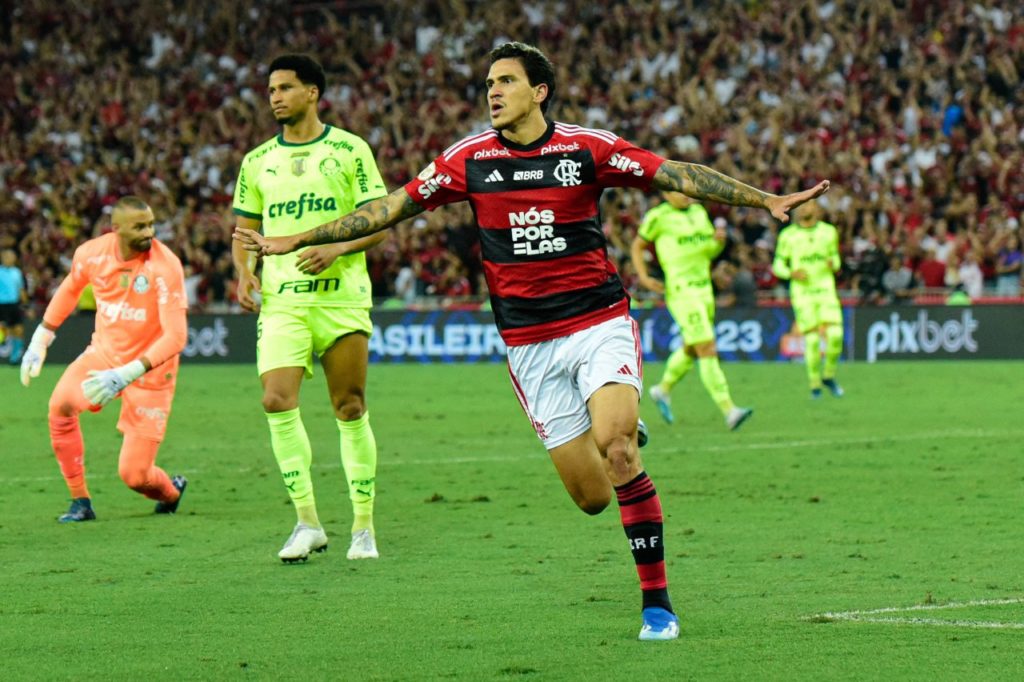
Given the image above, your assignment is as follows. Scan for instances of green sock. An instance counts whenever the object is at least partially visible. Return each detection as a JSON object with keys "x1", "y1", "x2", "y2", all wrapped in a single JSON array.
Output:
[
  {"x1": 266, "y1": 408, "x2": 317, "y2": 524},
  {"x1": 698, "y1": 356, "x2": 735, "y2": 415},
  {"x1": 804, "y1": 331, "x2": 822, "y2": 389},
  {"x1": 661, "y1": 348, "x2": 694, "y2": 390},
  {"x1": 338, "y1": 412, "x2": 377, "y2": 533},
  {"x1": 823, "y1": 325, "x2": 843, "y2": 380}
]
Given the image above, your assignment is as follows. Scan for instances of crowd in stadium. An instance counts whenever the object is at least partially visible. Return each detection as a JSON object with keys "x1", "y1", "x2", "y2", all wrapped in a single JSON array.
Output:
[{"x1": 1, "y1": 0, "x2": 1022, "y2": 316}]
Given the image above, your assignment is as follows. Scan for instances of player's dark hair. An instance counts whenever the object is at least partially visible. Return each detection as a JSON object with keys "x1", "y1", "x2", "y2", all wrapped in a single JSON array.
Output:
[
  {"x1": 113, "y1": 195, "x2": 149, "y2": 212},
  {"x1": 268, "y1": 54, "x2": 327, "y2": 101},
  {"x1": 488, "y1": 42, "x2": 556, "y2": 114}
]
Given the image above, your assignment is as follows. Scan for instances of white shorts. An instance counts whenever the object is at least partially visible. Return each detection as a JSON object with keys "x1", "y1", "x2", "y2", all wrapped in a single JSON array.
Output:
[{"x1": 506, "y1": 314, "x2": 643, "y2": 449}]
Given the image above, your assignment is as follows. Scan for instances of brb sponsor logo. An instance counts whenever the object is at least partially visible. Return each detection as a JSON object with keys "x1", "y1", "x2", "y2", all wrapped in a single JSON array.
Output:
[
  {"x1": 608, "y1": 152, "x2": 644, "y2": 176},
  {"x1": 513, "y1": 170, "x2": 544, "y2": 181},
  {"x1": 866, "y1": 311, "x2": 978, "y2": 362},
  {"x1": 508, "y1": 207, "x2": 566, "y2": 256}
]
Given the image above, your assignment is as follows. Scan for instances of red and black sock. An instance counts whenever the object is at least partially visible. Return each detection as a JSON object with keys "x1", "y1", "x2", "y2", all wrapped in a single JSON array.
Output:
[{"x1": 615, "y1": 471, "x2": 673, "y2": 613}]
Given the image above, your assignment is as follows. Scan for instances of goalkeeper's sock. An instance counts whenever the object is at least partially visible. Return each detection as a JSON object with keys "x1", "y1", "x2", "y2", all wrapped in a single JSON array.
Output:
[
  {"x1": 697, "y1": 356, "x2": 736, "y2": 416},
  {"x1": 660, "y1": 348, "x2": 694, "y2": 390},
  {"x1": 823, "y1": 324, "x2": 843, "y2": 380},
  {"x1": 266, "y1": 408, "x2": 317, "y2": 520},
  {"x1": 118, "y1": 434, "x2": 178, "y2": 502},
  {"x1": 50, "y1": 415, "x2": 90, "y2": 499},
  {"x1": 338, "y1": 412, "x2": 377, "y2": 534},
  {"x1": 803, "y1": 331, "x2": 822, "y2": 389},
  {"x1": 615, "y1": 471, "x2": 673, "y2": 614}
]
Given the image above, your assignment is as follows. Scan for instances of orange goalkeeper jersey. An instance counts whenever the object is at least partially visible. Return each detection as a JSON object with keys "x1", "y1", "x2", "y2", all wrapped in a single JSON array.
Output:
[{"x1": 44, "y1": 233, "x2": 188, "y2": 368}]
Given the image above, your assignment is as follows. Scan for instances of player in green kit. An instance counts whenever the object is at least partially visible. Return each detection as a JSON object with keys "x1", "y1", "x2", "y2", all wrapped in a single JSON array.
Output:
[
  {"x1": 772, "y1": 202, "x2": 845, "y2": 399},
  {"x1": 631, "y1": 192, "x2": 753, "y2": 430},
  {"x1": 232, "y1": 54, "x2": 388, "y2": 562}
]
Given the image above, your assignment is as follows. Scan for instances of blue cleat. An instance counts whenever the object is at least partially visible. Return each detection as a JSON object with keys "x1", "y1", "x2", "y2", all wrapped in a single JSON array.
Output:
[
  {"x1": 810, "y1": 388, "x2": 823, "y2": 400},
  {"x1": 59, "y1": 497, "x2": 96, "y2": 523},
  {"x1": 639, "y1": 607, "x2": 680, "y2": 641},
  {"x1": 648, "y1": 385, "x2": 674, "y2": 425},
  {"x1": 822, "y1": 378, "x2": 844, "y2": 397},
  {"x1": 155, "y1": 475, "x2": 187, "y2": 514},
  {"x1": 637, "y1": 419, "x2": 649, "y2": 448}
]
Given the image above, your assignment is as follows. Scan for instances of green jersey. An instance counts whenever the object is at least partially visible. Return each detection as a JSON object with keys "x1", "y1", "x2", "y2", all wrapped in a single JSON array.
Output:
[
  {"x1": 772, "y1": 220, "x2": 840, "y2": 300},
  {"x1": 638, "y1": 202, "x2": 722, "y2": 295},
  {"x1": 232, "y1": 125, "x2": 387, "y2": 308}
]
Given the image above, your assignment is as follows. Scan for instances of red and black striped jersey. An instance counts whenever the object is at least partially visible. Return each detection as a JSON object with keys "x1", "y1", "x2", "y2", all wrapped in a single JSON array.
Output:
[{"x1": 404, "y1": 120, "x2": 665, "y2": 346}]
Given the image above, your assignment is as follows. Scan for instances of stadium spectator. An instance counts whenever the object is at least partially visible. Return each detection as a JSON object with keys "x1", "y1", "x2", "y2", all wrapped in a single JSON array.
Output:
[{"x1": 0, "y1": 247, "x2": 28, "y2": 363}]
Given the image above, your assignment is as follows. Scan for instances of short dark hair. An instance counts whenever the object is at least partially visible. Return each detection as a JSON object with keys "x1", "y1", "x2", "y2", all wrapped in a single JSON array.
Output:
[
  {"x1": 113, "y1": 195, "x2": 149, "y2": 212},
  {"x1": 269, "y1": 54, "x2": 327, "y2": 101},
  {"x1": 488, "y1": 42, "x2": 556, "y2": 114}
]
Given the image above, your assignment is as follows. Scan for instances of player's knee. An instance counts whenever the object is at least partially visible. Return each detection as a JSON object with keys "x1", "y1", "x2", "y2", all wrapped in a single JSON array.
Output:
[
  {"x1": 118, "y1": 465, "x2": 149, "y2": 491},
  {"x1": 603, "y1": 436, "x2": 636, "y2": 479},
  {"x1": 49, "y1": 399, "x2": 77, "y2": 418},
  {"x1": 261, "y1": 389, "x2": 298, "y2": 413},
  {"x1": 332, "y1": 392, "x2": 366, "y2": 421}
]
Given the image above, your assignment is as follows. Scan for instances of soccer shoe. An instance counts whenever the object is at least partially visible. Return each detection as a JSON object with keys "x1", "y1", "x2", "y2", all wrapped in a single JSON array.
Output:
[
  {"x1": 648, "y1": 385, "x2": 674, "y2": 425},
  {"x1": 155, "y1": 475, "x2": 188, "y2": 514},
  {"x1": 822, "y1": 378, "x2": 845, "y2": 397},
  {"x1": 810, "y1": 388, "x2": 823, "y2": 400},
  {"x1": 346, "y1": 529, "x2": 379, "y2": 560},
  {"x1": 278, "y1": 523, "x2": 328, "y2": 563},
  {"x1": 726, "y1": 406, "x2": 753, "y2": 431},
  {"x1": 638, "y1": 607, "x2": 680, "y2": 641},
  {"x1": 58, "y1": 498, "x2": 96, "y2": 523},
  {"x1": 637, "y1": 418, "x2": 649, "y2": 448}
]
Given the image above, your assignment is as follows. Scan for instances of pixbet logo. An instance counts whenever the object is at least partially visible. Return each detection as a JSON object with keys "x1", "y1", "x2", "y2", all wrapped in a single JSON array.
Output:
[
  {"x1": 540, "y1": 141, "x2": 580, "y2": 155},
  {"x1": 473, "y1": 148, "x2": 511, "y2": 160},
  {"x1": 183, "y1": 318, "x2": 230, "y2": 358},
  {"x1": 865, "y1": 311, "x2": 978, "y2": 362},
  {"x1": 508, "y1": 207, "x2": 566, "y2": 256}
]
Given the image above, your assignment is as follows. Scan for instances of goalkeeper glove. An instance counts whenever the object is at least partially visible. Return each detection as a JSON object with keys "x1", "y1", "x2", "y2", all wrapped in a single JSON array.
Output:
[
  {"x1": 81, "y1": 360, "x2": 147, "y2": 407},
  {"x1": 20, "y1": 325, "x2": 56, "y2": 387}
]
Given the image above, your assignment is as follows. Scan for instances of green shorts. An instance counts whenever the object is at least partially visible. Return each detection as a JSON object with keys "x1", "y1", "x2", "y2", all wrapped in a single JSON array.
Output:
[
  {"x1": 792, "y1": 295, "x2": 842, "y2": 333},
  {"x1": 257, "y1": 306, "x2": 372, "y2": 378},
  {"x1": 666, "y1": 291, "x2": 716, "y2": 346}
]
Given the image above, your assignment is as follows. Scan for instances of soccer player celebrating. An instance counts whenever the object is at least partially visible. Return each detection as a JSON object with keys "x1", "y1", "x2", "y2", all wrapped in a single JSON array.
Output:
[
  {"x1": 231, "y1": 55, "x2": 389, "y2": 563},
  {"x1": 236, "y1": 42, "x2": 827, "y2": 639},
  {"x1": 631, "y1": 193, "x2": 753, "y2": 429},
  {"x1": 20, "y1": 196, "x2": 188, "y2": 521},
  {"x1": 772, "y1": 202, "x2": 845, "y2": 398}
]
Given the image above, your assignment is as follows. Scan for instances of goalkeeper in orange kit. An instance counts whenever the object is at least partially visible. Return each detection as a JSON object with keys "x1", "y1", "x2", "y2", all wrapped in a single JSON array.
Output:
[{"x1": 20, "y1": 196, "x2": 189, "y2": 522}]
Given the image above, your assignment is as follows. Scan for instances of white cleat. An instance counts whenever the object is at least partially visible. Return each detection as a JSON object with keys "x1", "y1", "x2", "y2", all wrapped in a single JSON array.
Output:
[
  {"x1": 347, "y1": 529, "x2": 379, "y2": 560},
  {"x1": 278, "y1": 523, "x2": 328, "y2": 563},
  {"x1": 648, "y1": 385, "x2": 674, "y2": 425},
  {"x1": 726, "y1": 406, "x2": 753, "y2": 431}
]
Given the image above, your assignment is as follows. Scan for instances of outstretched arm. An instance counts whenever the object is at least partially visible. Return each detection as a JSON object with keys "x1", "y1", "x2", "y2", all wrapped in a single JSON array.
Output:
[
  {"x1": 234, "y1": 188, "x2": 425, "y2": 256},
  {"x1": 652, "y1": 161, "x2": 829, "y2": 222}
]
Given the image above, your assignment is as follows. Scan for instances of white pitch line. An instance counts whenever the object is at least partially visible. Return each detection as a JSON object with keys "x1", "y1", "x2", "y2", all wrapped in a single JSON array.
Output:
[
  {"x1": 808, "y1": 597, "x2": 1024, "y2": 630},
  {"x1": 2, "y1": 428, "x2": 1021, "y2": 485}
]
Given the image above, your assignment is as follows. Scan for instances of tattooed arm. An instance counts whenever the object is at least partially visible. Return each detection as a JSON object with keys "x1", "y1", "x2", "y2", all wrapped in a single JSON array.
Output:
[
  {"x1": 653, "y1": 161, "x2": 830, "y2": 222},
  {"x1": 233, "y1": 187, "x2": 425, "y2": 256}
]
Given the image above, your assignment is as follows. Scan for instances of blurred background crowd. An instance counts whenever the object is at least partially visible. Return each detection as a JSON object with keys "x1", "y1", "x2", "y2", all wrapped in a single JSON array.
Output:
[{"x1": 1, "y1": 0, "x2": 1022, "y2": 321}]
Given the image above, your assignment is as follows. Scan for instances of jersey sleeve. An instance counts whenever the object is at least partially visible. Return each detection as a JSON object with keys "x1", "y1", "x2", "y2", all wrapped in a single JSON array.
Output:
[
  {"x1": 403, "y1": 153, "x2": 469, "y2": 211},
  {"x1": 351, "y1": 138, "x2": 389, "y2": 208},
  {"x1": 42, "y1": 243, "x2": 93, "y2": 328},
  {"x1": 232, "y1": 153, "x2": 263, "y2": 220},
  {"x1": 637, "y1": 204, "x2": 663, "y2": 242},
  {"x1": 772, "y1": 228, "x2": 793, "y2": 280},
  {"x1": 693, "y1": 207, "x2": 723, "y2": 259},
  {"x1": 141, "y1": 252, "x2": 188, "y2": 367},
  {"x1": 828, "y1": 224, "x2": 841, "y2": 272},
  {"x1": 594, "y1": 136, "x2": 666, "y2": 190}
]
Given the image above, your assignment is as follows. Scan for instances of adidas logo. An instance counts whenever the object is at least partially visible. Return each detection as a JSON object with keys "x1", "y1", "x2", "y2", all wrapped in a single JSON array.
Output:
[
  {"x1": 617, "y1": 365, "x2": 633, "y2": 376},
  {"x1": 484, "y1": 169, "x2": 505, "y2": 183}
]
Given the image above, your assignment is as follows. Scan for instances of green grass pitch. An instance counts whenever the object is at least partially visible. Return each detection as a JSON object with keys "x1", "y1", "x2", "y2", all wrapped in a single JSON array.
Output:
[{"x1": 2, "y1": 360, "x2": 1022, "y2": 680}]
